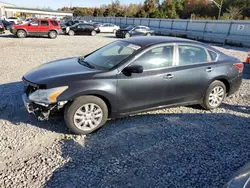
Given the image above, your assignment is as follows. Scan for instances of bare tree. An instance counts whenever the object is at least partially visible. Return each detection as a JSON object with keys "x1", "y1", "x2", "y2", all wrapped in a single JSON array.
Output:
[{"x1": 226, "y1": 6, "x2": 243, "y2": 20}]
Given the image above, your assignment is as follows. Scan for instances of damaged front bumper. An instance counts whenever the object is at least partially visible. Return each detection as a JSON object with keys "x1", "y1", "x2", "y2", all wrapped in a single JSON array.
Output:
[
  {"x1": 22, "y1": 93, "x2": 67, "y2": 121},
  {"x1": 22, "y1": 94, "x2": 34, "y2": 114}
]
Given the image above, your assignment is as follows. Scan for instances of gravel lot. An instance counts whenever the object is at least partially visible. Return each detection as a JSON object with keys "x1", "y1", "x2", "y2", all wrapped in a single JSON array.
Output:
[{"x1": 0, "y1": 32, "x2": 249, "y2": 188}]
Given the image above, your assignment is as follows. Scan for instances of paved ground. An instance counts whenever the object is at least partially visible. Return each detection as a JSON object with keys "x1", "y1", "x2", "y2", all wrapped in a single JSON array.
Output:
[{"x1": 0, "y1": 32, "x2": 249, "y2": 188}]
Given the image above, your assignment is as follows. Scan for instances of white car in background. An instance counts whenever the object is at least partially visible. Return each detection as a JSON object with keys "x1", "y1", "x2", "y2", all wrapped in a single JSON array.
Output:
[
  {"x1": 99, "y1": 23, "x2": 120, "y2": 33},
  {"x1": 22, "y1": 18, "x2": 33, "y2": 24},
  {"x1": 5, "y1": 17, "x2": 19, "y2": 25}
]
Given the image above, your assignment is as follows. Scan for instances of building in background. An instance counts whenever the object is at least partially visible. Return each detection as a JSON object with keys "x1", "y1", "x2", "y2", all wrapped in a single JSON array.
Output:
[
  {"x1": 0, "y1": 1, "x2": 16, "y2": 19},
  {"x1": 0, "y1": 1, "x2": 73, "y2": 20}
]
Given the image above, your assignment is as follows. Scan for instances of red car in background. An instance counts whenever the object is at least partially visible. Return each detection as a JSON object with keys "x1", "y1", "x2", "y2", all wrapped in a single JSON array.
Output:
[{"x1": 10, "y1": 19, "x2": 60, "y2": 39}]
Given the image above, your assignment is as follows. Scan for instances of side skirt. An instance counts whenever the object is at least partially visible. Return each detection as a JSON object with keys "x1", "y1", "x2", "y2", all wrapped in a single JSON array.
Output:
[{"x1": 112, "y1": 100, "x2": 201, "y2": 118}]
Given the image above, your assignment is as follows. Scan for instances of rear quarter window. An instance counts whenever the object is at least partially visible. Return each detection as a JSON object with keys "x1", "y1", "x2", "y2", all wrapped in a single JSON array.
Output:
[
  {"x1": 208, "y1": 50, "x2": 219, "y2": 62},
  {"x1": 50, "y1": 21, "x2": 58, "y2": 26}
]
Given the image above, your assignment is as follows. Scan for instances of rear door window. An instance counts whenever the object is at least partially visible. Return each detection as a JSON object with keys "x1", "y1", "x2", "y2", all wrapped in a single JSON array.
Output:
[
  {"x1": 178, "y1": 45, "x2": 208, "y2": 66},
  {"x1": 41, "y1": 20, "x2": 49, "y2": 26},
  {"x1": 77, "y1": 24, "x2": 83, "y2": 28},
  {"x1": 86, "y1": 25, "x2": 94, "y2": 29}
]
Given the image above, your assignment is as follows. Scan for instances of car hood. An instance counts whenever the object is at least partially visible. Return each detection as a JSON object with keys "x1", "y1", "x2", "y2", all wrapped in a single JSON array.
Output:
[
  {"x1": 224, "y1": 162, "x2": 250, "y2": 188},
  {"x1": 14, "y1": 24, "x2": 28, "y2": 28},
  {"x1": 23, "y1": 57, "x2": 101, "y2": 86}
]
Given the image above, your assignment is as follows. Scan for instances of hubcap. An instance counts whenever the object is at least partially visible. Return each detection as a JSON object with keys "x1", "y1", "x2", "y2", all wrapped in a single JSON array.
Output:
[
  {"x1": 69, "y1": 31, "x2": 74, "y2": 36},
  {"x1": 50, "y1": 32, "x2": 56, "y2": 38},
  {"x1": 73, "y1": 103, "x2": 103, "y2": 131},
  {"x1": 19, "y1": 31, "x2": 25, "y2": 37},
  {"x1": 208, "y1": 86, "x2": 224, "y2": 107}
]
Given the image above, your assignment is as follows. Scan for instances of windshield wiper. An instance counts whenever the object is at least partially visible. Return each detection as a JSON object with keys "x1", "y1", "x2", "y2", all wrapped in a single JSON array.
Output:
[{"x1": 78, "y1": 56, "x2": 95, "y2": 69}]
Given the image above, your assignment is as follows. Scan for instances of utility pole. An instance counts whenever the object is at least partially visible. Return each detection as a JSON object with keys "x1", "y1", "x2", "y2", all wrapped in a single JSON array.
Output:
[{"x1": 210, "y1": 0, "x2": 223, "y2": 20}]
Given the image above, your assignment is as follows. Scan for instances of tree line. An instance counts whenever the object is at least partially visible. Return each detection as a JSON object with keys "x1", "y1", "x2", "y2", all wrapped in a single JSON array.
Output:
[{"x1": 59, "y1": 0, "x2": 250, "y2": 20}]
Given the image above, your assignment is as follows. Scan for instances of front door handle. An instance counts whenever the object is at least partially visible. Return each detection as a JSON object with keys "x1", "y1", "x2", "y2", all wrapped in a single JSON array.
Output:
[
  {"x1": 206, "y1": 67, "x2": 213, "y2": 72},
  {"x1": 163, "y1": 74, "x2": 174, "y2": 80}
]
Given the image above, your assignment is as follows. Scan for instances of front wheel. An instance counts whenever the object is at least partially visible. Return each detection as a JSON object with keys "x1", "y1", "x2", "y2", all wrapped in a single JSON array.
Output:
[
  {"x1": 48, "y1": 31, "x2": 57, "y2": 39},
  {"x1": 125, "y1": 33, "x2": 130, "y2": 38},
  {"x1": 91, "y1": 30, "x2": 97, "y2": 36},
  {"x1": 68, "y1": 30, "x2": 74, "y2": 36},
  {"x1": 201, "y1": 80, "x2": 226, "y2": 110},
  {"x1": 17, "y1": 30, "x2": 27, "y2": 38},
  {"x1": 146, "y1": 33, "x2": 151, "y2": 36},
  {"x1": 64, "y1": 96, "x2": 108, "y2": 135}
]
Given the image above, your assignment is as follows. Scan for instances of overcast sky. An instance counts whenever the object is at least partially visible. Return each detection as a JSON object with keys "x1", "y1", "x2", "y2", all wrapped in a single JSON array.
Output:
[{"x1": 3, "y1": 0, "x2": 141, "y2": 9}]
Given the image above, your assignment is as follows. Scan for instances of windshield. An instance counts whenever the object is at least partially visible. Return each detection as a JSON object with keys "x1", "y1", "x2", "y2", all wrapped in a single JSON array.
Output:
[
  {"x1": 125, "y1": 26, "x2": 134, "y2": 30},
  {"x1": 71, "y1": 23, "x2": 79, "y2": 27},
  {"x1": 80, "y1": 41, "x2": 141, "y2": 70}
]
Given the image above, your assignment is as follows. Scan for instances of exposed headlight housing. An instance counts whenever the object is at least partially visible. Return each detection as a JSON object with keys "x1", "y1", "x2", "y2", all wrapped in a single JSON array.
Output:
[{"x1": 29, "y1": 86, "x2": 68, "y2": 104}]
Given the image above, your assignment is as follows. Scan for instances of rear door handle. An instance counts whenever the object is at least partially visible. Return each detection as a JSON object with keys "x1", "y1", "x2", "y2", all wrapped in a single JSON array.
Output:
[
  {"x1": 206, "y1": 67, "x2": 213, "y2": 72},
  {"x1": 163, "y1": 74, "x2": 174, "y2": 80}
]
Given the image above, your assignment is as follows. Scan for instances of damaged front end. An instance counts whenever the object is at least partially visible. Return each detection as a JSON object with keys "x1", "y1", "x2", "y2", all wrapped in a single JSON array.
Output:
[{"x1": 22, "y1": 79, "x2": 68, "y2": 121}]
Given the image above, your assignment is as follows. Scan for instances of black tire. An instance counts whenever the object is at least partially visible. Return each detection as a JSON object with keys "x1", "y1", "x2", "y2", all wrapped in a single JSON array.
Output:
[
  {"x1": 91, "y1": 30, "x2": 97, "y2": 36},
  {"x1": 125, "y1": 33, "x2": 130, "y2": 38},
  {"x1": 64, "y1": 96, "x2": 108, "y2": 135},
  {"x1": 48, "y1": 31, "x2": 57, "y2": 39},
  {"x1": 17, "y1": 29, "x2": 27, "y2": 38},
  {"x1": 201, "y1": 80, "x2": 226, "y2": 110},
  {"x1": 68, "y1": 30, "x2": 74, "y2": 36}
]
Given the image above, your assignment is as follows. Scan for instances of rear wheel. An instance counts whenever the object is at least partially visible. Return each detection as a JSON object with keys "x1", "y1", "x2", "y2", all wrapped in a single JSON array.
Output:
[
  {"x1": 91, "y1": 30, "x2": 97, "y2": 36},
  {"x1": 201, "y1": 80, "x2": 226, "y2": 110},
  {"x1": 68, "y1": 30, "x2": 74, "y2": 36},
  {"x1": 125, "y1": 33, "x2": 130, "y2": 38},
  {"x1": 64, "y1": 96, "x2": 108, "y2": 135},
  {"x1": 48, "y1": 31, "x2": 57, "y2": 39},
  {"x1": 17, "y1": 30, "x2": 27, "y2": 38}
]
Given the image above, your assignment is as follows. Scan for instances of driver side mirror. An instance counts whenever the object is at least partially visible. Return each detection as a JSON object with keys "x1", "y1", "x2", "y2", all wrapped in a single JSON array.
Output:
[
  {"x1": 123, "y1": 65, "x2": 143, "y2": 76},
  {"x1": 28, "y1": 23, "x2": 31, "y2": 26}
]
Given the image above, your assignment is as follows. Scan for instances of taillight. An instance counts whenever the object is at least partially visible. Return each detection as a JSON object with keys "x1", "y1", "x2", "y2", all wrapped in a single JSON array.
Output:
[
  {"x1": 233, "y1": 63, "x2": 244, "y2": 73},
  {"x1": 0, "y1": 24, "x2": 3, "y2": 28}
]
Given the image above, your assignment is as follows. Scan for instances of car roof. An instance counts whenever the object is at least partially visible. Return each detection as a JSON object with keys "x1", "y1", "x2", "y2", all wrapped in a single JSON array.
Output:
[
  {"x1": 33, "y1": 19, "x2": 58, "y2": 21},
  {"x1": 122, "y1": 36, "x2": 209, "y2": 48}
]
